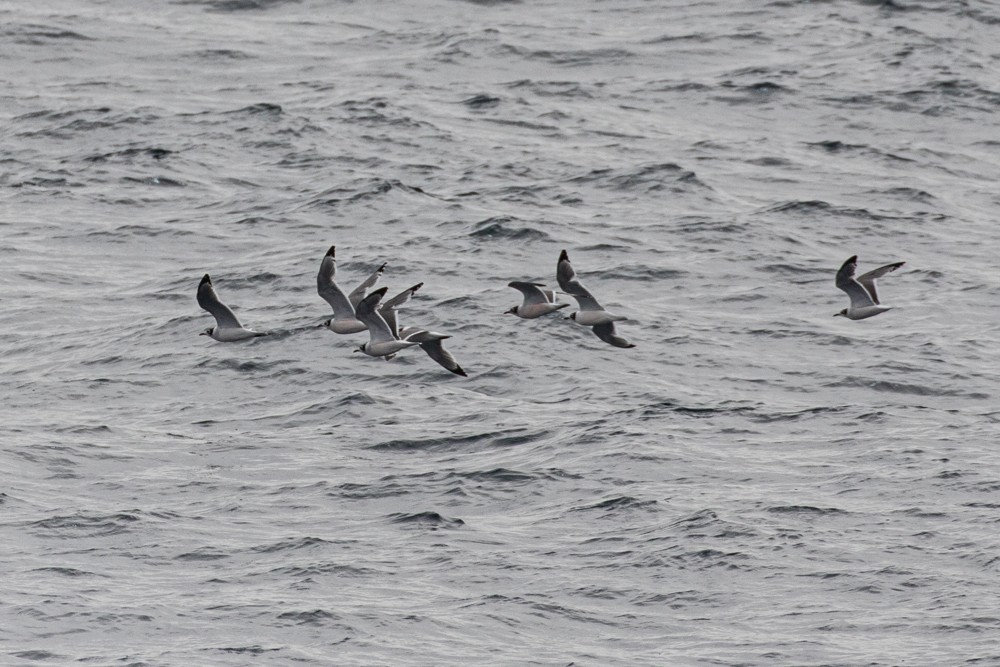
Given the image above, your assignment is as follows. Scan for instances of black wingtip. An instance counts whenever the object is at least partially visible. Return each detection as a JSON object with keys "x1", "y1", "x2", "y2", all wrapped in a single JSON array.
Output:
[
  {"x1": 452, "y1": 366, "x2": 468, "y2": 377},
  {"x1": 846, "y1": 255, "x2": 857, "y2": 264},
  {"x1": 377, "y1": 262, "x2": 387, "y2": 272},
  {"x1": 326, "y1": 245, "x2": 336, "y2": 257},
  {"x1": 372, "y1": 286, "x2": 388, "y2": 297},
  {"x1": 411, "y1": 282, "x2": 424, "y2": 293},
  {"x1": 559, "y1": 249, "x2": 569, "y2": 262},
  {"x1": 200, "y1": 273, "x2": 211, "y2": 285}
]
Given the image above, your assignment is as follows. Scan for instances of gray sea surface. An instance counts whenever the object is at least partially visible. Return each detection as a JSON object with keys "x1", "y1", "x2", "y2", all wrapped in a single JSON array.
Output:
[{"x1": 3, "y1": 0, "x2": 1000, "y2": 665}]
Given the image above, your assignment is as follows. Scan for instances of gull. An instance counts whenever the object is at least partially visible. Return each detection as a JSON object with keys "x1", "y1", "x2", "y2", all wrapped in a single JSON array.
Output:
[
  {"x1": 379, "y1": 283, "x2": 467, "y2": 376},
  {"x1": 316, "y1": 245, "x2": 386, "y2": 334},
  {"x1": 505, "y1": 282, "x2": 569, "y2": 318},
  {"x1": 834, "y1": 255, "x2": 905, "y2": 320},
  {"x1": 557, "y1": 249, "x2": 635, "y2": 348},
  {"x1": 353, "y1": 287, "x2": 422, "y2": 359},
  {"x1": 357, "y1": 284, "x2": 468, "y2": 375},
  {"x1": 197, "y1": 274, "x2": 268, "y2": 341},
  {"x1": 384, "y1": 285, "x2": 466, "y2": 376}
]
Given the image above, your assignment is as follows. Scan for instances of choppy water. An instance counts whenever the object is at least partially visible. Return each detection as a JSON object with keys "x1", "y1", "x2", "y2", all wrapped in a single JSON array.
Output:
[{"x1": 3, "y1": 1, "x2": 1000, "y2": 665}]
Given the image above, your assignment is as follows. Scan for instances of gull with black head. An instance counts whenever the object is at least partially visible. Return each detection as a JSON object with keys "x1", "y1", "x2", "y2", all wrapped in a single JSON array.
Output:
[
  {"x1": 353, "y1": 287, "x2": 422, "y2": 360},
  {"x1": 197, "y1": 274, "x2": 268, "y2": 342},
  {"x1": 505, "y1": 282, "x2": 569, "y2": 319},
  {"x1": 556, "y1": 249, "x2": 635, "y2": 348},
  {"x1": 834, "y1": 255, "x2": 905, "y2": 320}
]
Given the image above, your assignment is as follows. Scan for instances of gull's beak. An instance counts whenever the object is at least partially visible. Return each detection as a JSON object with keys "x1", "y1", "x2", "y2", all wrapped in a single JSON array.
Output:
[{"x1": 198, "y1": 331, "x2": 208, "y2": 336}]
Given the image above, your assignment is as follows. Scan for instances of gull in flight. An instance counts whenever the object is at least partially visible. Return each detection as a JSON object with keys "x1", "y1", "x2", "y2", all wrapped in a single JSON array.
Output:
[
  {"x1": 834, "y1": 255, "x2": 905, "y2": 320},
  {"x1": 556, "y1": 249, "x2": 635, "y2": 348},
  {"x1": 505, "y1": 281, "x2": 569, "y2": 319},
  {"x1": 316, "y1": 245, "x2": 386, "y2": 334},
  {"x1": 382, "y1": 285, "x2": 466, "y2": 376},
  {"x1": 197, "y1": 274, "x2": 268, "y2": 341},
  {"x1": 353, "y1": 287, "x2": 422, "y2": 359},
  {"x1": 356, "y1": 285, "x2": 467, "y2": 375}
]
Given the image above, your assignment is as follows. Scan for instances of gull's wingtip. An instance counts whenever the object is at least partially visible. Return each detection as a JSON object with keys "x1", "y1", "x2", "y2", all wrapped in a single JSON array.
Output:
[
  {"x1": 451, "y1": 365, "x2": 468, "y2": 377},
  {"x1": 200, "y1": 273, "x2": 212, "y2": 285},
  {"x1": 326, "y1": 245, "x2": 336, "y2": 257},
  {"x1": 559, "y1": 249, "x2": 569, "y2": 262}
]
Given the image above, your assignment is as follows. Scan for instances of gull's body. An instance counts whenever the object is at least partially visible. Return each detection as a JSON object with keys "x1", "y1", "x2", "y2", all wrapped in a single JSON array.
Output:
[
  {"x1": 354, "y1": 287, "x2": 421, "y2": 358},
  {"x1": 834, "y1": 255, "x2": 905, "y2": 320},
  {"x1": 505, "y1": 281, "x2": 569, "y2": 319},
  {"x1": 317, "y1": 245, "x2": 385, "y2": 334},
  {"x1": 556, "y1": 249, "x2": 635, "y2": 348},
  {"x1": 197, "y1": 274, "x2": 268, "y2": 342}
]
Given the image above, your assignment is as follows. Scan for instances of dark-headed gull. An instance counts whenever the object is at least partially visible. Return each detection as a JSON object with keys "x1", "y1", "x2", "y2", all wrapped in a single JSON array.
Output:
[
  {"x1": 197, "y1": 274, "x2": 268, "y2": 342},
  {"x1": 380, "y1": 285, "x2": 467, "y2": 376},
  {"x1": 353, "y1": 287, "x2": 421, "y2": 359},
  {"x1": 834, "y1": 255, "x2": 905, "y2": 320},
  {"x1": 556, "y1": 250, "x2": 635, "y2": 348},
  {"x1": 505, "y1": 282, "x2": 569, "y2": 319}
]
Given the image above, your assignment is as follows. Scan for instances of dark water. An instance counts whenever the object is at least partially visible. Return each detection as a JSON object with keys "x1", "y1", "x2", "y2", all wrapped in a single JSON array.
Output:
[{"x1": 3, "y1": 1, "x2": 1000, "y2": 665}]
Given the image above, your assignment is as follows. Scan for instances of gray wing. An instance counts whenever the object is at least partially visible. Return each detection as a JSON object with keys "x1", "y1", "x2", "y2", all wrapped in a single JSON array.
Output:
[
  {"x1": 856, "y1": 261, "x2": 904, "y2": 305},
  {"x1": 592, "y1": 322, "x2": 635, "y2": 348},
  {"x1": 355, "y1": 287, "x2": 396, "y2": 343},
  {"x1": 197, "y1": 274, "x2": 243, "y2": 329},
  {"x1": 835, "y1": 255, "x2": 876, "y2": 309},
  {"x1": 556, "y1": 249, "x2": 604, "y2": 311},
  {"x1": 379, "y1": 283, "x2": 423, "y2": 338},
  {"x1": 508, "y1": 281, "x2": 550, "y2": 306},
  {"x1": 348, "y1": 262, "x2": 387, "y2": 309},
  {"x1": 402, "y1": 328, "x2": 466, "y2": 376},
  {"x1": 317, "y1": 246, "x2": 355, "y2": 318}
]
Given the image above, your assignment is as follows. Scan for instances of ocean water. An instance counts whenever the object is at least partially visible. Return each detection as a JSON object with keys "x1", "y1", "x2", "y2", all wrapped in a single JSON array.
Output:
[{"x1": 3, "y1": 0, "x2": 1000, "y2": 665}]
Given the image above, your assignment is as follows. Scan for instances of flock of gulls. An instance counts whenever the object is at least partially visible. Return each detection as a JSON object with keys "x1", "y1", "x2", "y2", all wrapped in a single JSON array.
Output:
[{"x1": 197, "y1": 247, "x2": 906, "y2": 376}]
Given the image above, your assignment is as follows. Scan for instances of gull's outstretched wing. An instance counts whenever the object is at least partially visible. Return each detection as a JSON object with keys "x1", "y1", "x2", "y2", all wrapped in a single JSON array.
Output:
[
  {"x1": 401, "y1": 328, "x2": 467, "y2": 377},
  {"x1": 197, "y1": 274, "x2": 243, "y2": 329},
  {"x1": 379, "y1": 283, "x2": 423, "y2": 338},
  {"x1": 856, "y1": 261, "x2": 905, "y2": 305},
  {"x1": 592, "y1": 321, "x2": 635, "y2": 349},
  {"x1": 348, "y1": 262, "x2": 387, "y2": 309},
  {"x1": 355, "y1": 287, "x2": 395, "y2": 344},
  {"x1": 835, "y1": 255, "x2": 876, "y2": 309},
  {"x1": 317, "y1": 246, "x2": 356, "y2": 318},
  {"x1": 508, "y1": 281, "x2": 550, "y2": 306},
  {"x1": 557, "y1": 249, "x2": 603, "y2": 311}
]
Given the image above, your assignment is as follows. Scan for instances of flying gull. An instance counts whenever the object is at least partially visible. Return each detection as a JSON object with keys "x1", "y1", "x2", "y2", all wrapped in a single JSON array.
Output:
[
  {"x1": 834, "y1": 255, "x2": 905, "y2": 320},
  {"x1": 197, "y1": 274, "x2": 268, "y2": 342},
  {"x1": 505, "y1": 281, "x2": 569, "y2": 319},
  {"x1": 556, "y1": 249, "x2": 635, "y2": 348}
]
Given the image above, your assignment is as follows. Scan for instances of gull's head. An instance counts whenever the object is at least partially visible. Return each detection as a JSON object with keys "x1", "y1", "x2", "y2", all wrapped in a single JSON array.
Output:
[
  {"x1": 353, "y1": 344, "x2": 365, "y2": 354},
  {"x1": 504, "y1": 306, "x2": 518, "y2": 316},
  {"x1": 834, "y1": 309, "x2": 847, "y2": 318},
  {"x1": 566, "y1": 312, "x2": 577, "y2": 321},
  {"x1": 199, "y1": 327, "x2": 213, "y2": 336},
  {"x1": 319, "y1": 318, "x2": 331, "y2": 329}
]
